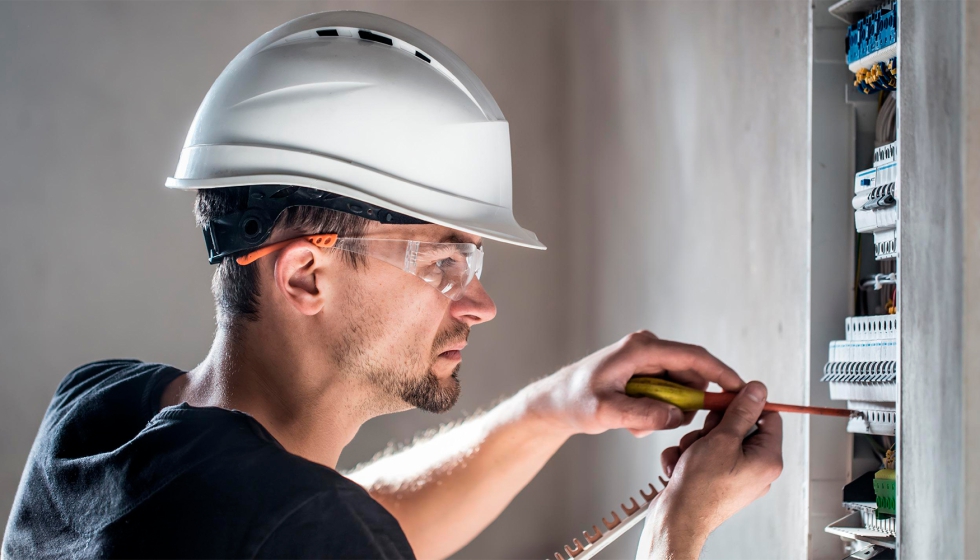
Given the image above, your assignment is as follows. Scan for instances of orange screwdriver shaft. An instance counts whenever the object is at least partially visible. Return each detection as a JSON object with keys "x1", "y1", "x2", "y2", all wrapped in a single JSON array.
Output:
[{"x1": 702, "y1": 392, "x2": 853, "y2": 417}]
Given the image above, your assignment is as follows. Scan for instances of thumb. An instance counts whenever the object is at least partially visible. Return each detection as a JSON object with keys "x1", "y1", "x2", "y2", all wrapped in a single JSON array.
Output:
[{"x1": 715, "y1": 381, "x2": 767, "y2": 439}]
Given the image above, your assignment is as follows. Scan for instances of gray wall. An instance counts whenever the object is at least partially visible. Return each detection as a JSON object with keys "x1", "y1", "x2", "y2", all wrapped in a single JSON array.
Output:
[
  {"x1": 897, "y1": 0, "x2": 966, "y2": 556},
  {"x1": 559, "y1": 2, "x2": 811, "y2": 558},
  {"x1": 964, "y1": 1, "x2": 980, "y2": 556}
]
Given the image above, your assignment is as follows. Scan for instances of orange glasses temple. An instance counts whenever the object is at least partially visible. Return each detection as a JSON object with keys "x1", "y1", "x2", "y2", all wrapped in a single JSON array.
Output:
[{"x1": 235, "y1": 234, "x2": 339, "y2": 266}]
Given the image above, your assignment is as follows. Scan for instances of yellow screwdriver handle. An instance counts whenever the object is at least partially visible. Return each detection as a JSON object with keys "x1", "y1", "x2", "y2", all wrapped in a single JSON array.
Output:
[{"x1": 624, "y1": 377, "x2": 705, "y2": 412}]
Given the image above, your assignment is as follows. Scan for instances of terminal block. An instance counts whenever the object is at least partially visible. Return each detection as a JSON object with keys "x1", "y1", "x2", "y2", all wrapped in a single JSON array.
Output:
[
  {"x1": 846, "y1": 0, "x2": 898, "y2": 96},
  {"x1": 843, "y1": 314, "x2": 897, "y2": 340},
  {"x1": 846, "y1": 1, "x2": 897, "y2": 71},
  {"x1": 873, "y1": 142, "x2": 897, "y2": 167},
  {"x1": 826, "y1": 471, "x2": 896, "y2": 551},
  {"x1": 873, "y1": 229, "x2": 897, "y2": 260},
  {"x1": 846, "y1": 401, "x2": 896, "y2": 435}
]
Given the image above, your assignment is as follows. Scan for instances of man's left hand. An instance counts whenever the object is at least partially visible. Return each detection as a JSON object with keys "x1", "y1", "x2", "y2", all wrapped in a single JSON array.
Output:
[{"x1": 527, "y1": 331, "x2": 745, "y2": 438}]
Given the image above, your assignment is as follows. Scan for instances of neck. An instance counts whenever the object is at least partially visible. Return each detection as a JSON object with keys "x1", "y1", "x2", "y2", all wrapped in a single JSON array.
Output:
[{"x1": 162, "y1": 321, "x2": 370, "y2": 469}]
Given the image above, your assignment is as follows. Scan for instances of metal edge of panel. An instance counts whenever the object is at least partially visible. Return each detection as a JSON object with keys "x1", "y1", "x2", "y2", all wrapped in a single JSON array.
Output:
[
  {"x1": 828, "y1": 0, "x2": 887, "y2": 25},
  {"x1": 809, "y1": 1, "x2": 855, "y2": 557}
]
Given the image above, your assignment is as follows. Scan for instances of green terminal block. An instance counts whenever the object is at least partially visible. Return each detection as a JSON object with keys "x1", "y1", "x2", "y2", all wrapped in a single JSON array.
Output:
[{"x1": 873, "y1": 468, "x2": 896, "y2": 516}]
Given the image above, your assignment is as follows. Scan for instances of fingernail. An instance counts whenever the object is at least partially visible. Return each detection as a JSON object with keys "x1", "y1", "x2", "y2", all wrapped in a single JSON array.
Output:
[
  {"x1": 744, "y1": 382, "x2": 766, "y2": 403},
  {"x1": 668, "y1": 407, "x2": 683, "y2": 426},
  {"x1": 665, "y1": 464, "x2": 673, "y2": 478}
]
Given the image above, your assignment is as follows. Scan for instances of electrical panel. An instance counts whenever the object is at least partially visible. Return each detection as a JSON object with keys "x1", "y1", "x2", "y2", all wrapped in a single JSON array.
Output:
[{"x1": 824, "y1": 0, "x2": 901, "y2": 556}]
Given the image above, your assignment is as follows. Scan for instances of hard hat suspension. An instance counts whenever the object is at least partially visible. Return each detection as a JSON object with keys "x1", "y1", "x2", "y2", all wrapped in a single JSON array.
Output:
[{"x1": 202, "y1": 185, "x2": 426, "y2": 265}]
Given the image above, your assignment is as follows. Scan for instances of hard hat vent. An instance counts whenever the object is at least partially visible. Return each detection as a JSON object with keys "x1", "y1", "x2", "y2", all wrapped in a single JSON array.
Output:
[
  {"x1": 350, "y1": 27, "x2": 432, "y2": 63},
  {"x1": 357, "y1": 29, "x2": 393, "y2": 46},
  {"x1": 276, "y1": 25, "x2": 476, "y2": 113}
]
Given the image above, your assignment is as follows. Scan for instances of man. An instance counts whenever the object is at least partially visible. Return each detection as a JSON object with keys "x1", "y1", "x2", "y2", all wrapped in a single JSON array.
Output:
[{"x1": 3, "y1": 11, "x2": 782, "y2": 559}]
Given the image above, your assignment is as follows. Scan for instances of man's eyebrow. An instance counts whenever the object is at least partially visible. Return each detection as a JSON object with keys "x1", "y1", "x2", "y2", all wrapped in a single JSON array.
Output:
[{"x1": 439, "y1": 232, "x2": 482, "y2": 248}]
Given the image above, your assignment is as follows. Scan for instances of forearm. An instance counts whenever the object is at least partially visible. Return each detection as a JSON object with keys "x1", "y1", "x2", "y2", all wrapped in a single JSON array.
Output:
[
  {"x1": 348, "y1": 381, "x2": 571, "y2": 560},
  {"x1": 635, "y1": 499, "x2": 707, "y2": 560}
]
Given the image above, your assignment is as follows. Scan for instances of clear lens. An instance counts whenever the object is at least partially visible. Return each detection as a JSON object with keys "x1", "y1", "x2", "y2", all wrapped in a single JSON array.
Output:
[{"x1": 332, "y1": 238, "x2": 483, "y2": 301}]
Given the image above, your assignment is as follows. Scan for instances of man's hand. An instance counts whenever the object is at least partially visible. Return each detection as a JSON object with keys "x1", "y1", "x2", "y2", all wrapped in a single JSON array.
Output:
[
  {"x1": 528, "y1": 331, "x2": 746, "y2": 437},
  {"x1": 637, "y1": 382, "x2": 784, "y2": 559}
]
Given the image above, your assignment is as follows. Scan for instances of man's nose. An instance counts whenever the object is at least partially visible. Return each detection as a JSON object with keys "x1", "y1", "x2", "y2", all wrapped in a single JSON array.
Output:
[{"x1": 450, "y1": 278, "x2": 496, "y2": 326}]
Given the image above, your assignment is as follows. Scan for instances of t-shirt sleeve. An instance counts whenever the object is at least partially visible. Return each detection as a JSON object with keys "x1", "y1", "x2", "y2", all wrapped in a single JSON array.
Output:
[{"x1": 254, "y1": 491, "x2": 416, "y2": 559}]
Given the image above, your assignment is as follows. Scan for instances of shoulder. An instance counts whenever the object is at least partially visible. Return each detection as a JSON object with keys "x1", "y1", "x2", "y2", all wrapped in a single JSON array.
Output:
[
  {"x1": 253, "y1": 479, "x2": 415, "y2": 559},
  {"x1": 49, "y1": 359, "x2": 180, "y2": 416},
  {"x1": 149, "y1": 419, "x2": 413, "y2": 558},
  {"x1": 56, "y1": 359, "x2": 142, "y2": 395}
]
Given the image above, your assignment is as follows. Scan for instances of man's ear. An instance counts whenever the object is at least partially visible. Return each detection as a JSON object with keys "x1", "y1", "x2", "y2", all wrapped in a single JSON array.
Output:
[{"x1": 272, "y1": 240, "x2": 328, "y2": 316}]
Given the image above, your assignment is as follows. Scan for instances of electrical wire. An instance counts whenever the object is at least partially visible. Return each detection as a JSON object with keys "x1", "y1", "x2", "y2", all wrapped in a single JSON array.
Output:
[
  {"x1": 863, "y1": 434, "x2": 887, "y2": 464},
  {"x1": 875, "y1": 92, "x2": 897, "y2": 147},
  {"x1": 860, "y1": 273, "x2": 897, "y2": 291},
  {"x1": 853, "y1": 235, "x2": 859, "y2": 313}
]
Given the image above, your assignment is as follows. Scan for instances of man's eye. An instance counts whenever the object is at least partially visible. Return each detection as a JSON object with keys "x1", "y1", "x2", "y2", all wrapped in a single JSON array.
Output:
[
  {"x1": 420, "y1": 249, "x2": 462, "y2": 264},
  {"x1": 419, "y1": 264, "x2": 448, "y2": 287}
]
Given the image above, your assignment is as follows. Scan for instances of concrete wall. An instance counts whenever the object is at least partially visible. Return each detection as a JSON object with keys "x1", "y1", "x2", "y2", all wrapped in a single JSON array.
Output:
[
  {"x1": 963, "y1": 0, "x2": 979, "y2": 556},
  {"x1": 897, "y1": 0, "x2": 966, "y2": 555},
  {"x1": 559, "y1": 2, "x2": 811, "y2": 558}
]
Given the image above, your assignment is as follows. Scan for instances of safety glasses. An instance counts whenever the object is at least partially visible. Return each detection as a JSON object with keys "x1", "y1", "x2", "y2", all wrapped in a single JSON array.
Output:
[{"x1": 236, "y1": 234, "x2": 484, "y2": 301}]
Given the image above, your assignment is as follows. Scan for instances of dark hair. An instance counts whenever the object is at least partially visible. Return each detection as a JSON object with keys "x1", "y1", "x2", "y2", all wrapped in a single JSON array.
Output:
[{"x1": 194, "y1": 186, "x2": 371, "y2": 327}]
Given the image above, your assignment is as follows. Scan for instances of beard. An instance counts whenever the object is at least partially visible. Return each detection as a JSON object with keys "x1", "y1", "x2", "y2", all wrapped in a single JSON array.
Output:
[
  {"x1": 399, "y1": 364, "x2": 461, "y2": 413},
  {"x1": 395, "y1": 321, "x2": 468, "y2": 413},
  {"x1": 335, "y1": 303, "x2": 469, "y2": 414}
]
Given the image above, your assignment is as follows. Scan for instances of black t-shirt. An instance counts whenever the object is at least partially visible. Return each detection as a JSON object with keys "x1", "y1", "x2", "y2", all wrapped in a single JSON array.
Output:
[{"x1": 2, "y1": 360, "x2": 416, "y2": 559}]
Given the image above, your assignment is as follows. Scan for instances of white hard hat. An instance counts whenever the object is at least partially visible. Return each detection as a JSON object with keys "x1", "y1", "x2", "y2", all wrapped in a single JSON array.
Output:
[{"x1": 166, "y1": 11, "x2": 545, "y2": 251}]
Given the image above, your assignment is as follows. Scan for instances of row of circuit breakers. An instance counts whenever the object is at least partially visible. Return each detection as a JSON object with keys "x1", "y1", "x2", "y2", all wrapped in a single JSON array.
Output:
[{"x1": 821, "y1": 141, "x2": 899, "y2": 437}]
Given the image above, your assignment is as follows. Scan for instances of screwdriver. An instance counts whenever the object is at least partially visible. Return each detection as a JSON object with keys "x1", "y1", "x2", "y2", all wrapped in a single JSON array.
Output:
[{"x1": 625, "y1": 376, "x2": 853, "y2": 418}]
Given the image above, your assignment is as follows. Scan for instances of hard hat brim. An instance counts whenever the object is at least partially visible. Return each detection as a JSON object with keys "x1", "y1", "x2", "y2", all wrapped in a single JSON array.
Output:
[{"x1": 166, "y1": 145, "x2": 545, "y2": 250}]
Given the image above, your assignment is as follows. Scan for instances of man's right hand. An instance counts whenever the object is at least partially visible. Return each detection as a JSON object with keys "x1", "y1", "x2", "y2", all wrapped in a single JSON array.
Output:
[{"x1": 636, "y1": 382, "x2": 784, "y2": 560}]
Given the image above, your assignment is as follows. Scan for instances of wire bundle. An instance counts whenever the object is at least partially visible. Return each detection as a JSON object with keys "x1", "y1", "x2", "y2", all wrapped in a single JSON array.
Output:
[
  {"x1": 875, "y1": 92, "x2": 897, "y2": 145},
  {"x1": 854, "y1": 57, "x2": 898, "y2": 94}
]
